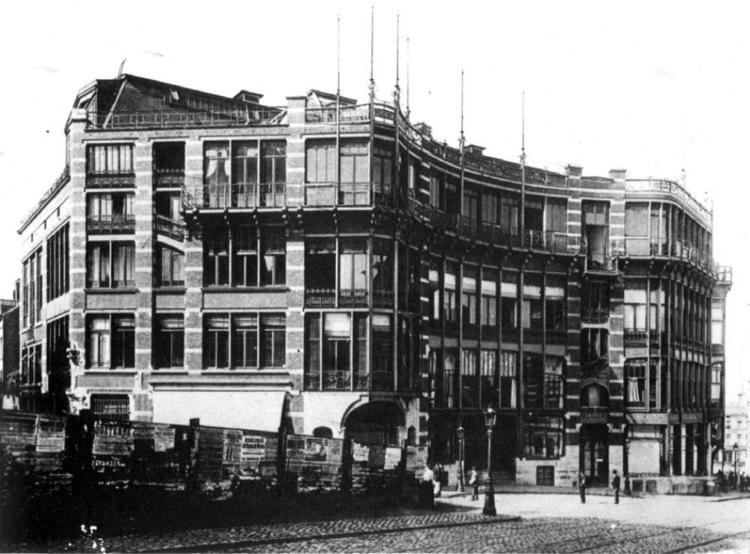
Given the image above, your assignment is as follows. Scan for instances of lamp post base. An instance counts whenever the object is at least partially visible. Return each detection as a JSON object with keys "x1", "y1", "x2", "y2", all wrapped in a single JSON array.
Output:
[{"x1": 482, "y1": 482, "x2": 496, "y2": 516}]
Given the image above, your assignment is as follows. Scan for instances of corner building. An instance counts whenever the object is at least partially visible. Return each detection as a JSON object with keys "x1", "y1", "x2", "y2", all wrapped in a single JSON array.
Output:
[{"x1": 16, "y1": 74, "x2": 731, "y2": 489}]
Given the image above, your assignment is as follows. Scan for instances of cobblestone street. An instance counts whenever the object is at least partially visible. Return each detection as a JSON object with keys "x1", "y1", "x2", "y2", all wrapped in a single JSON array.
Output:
[{"x1": 6, "y1": 492, "x2": 750, "y2": 553}]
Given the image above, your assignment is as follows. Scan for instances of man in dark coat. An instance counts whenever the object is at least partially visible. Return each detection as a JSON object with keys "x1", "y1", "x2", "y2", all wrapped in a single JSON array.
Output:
[
  {"x1": 612, "y1": 470, "x2": 621, "y2": 504},
  {"x1": 578, "y1": 471, "x2": 586, "y2": 503}
]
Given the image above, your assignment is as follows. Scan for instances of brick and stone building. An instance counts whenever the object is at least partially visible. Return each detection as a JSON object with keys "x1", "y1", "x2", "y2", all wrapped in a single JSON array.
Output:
[{"x1": 15, "y1": 73, "x2": 731, "y2": 488}]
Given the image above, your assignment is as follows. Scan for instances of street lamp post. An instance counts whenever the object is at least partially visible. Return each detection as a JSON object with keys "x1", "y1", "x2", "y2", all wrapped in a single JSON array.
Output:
[
  {"x1": 483, "y1": 406, "x2": 497, "y2": 516},
  {"x1": 457, "y1": 426, "x2": 465, "y2": 492}
]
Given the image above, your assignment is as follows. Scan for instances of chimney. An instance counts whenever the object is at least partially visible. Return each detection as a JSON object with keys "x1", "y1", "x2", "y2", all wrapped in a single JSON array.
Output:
[
  {"x1": 609, "y1": 169, "x2": 627, "y2": 182},
  {"x1": 414, "y1": 122, "x2": 432, "y2": 138},
  {"x1": 465, "y1": 144, "x2": 485, "y2": 156},
  {"x1": 566, "y1": 165, "x2": 583, "y2": 179},
  {"x1": 234, "y1": 90, "x2": 264, "y2": 105}
]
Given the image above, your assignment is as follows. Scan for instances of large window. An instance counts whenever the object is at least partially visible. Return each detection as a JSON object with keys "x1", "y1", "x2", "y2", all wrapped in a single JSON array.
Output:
[
  {"x1": 444, "y1": 264, "x2": 458, "y2": 323},
  {"x1": 544, "y1": 357, "x2": 565, "y2": 409},
  {"x1": 545, "y1": 278, "x2": 566, "y2": 343},
  {"x1": 86, "y1": 314, "x2": 135, "y2": 369},
  {"x1": 625, "y1": 359, "x2": 647, "y2": 407},
  {"x1": 480, "y1": 349, "x2": 497, "y2": 408},
  {"x1": 340, "y1": 140, "x2": 369, "y2": 205},
  {"x1": 203, "y1": 140, "x2": 286, "y2": 207},
  {"x1": 339, "y1": 239, "x2": 367, "y2": 306},
  {"x1": 523, "y1": 416, "x2": 563, "y2": 459},
  {"x1": 305, "y1": 312, "x2": 370, "y2": 391},
  {"x1": 154, "y1": 315, "x2": 184, "y2": 369},
  {"x1": 581, "y1": 328, "x2": 609, "y2": 375},
  {"x1": 47, "y1": 224, "x2": 69, "y2": 301},
  {"x1": 480, "y1": 269, "x2": 497, "y2": 327},
  {"x1": 581, "y1": 282, "x2": 610, "y2": 323},
  {"x1": 22, "y1": 249, "x2": 42, "y2": 328},
  {"x1": 87, "y1": 242, "x2": 135, "y2": 288},
  {"x1": 20, "y1": 343, "x2": 42, "y2": 387},
  {"x1": 205, "y1": 226, "x2": 285, "y2": 287},
  {"x1": 204, "y1": 313, "x2": 285, "y2": 369},
  {"x1": 372, "y1": 144, "x2": 393, "y2": 203},
  {"x1": 500, "y1": 193, "x2": 520, "y2": 236},
  {"x1": 501, "y1": 271, "x2": 518, "y2": 337},
  {"x1": 522, "y1": 276, "x2": 543, "y2": 343},
  {"x1": 87, "y1": 193, "x2": 135, "y2": 234},
  {"x1": 499, "y1": 351, "x2": 517, "y2": 408},
  {"x1": 461, "y1": 349, "x2": 478, "y2": 407},
  {"x1": 157, "y1": 246, "x2": 185, "y2": 287},
  {"x1": 625, "y1": 202, "x2": 650, "y2": 255},
  {"x1": 624, "y1": 280, "x2": 647, "y2": 345},
  {"x1": 461, "y1": 267, "x2": 478, "y2": 326},
  {"x1": 443, "y1": 350, "x2": 457, "y2": 408},
  {"x1": 87, "y1": 144, "x2": 133, "y2": 175},
  {"x1": 305, "y1": 238, "x2": 336, "y2": 306},
  {"x1": 545, "y1": 198, "x2": 567, "y2": 233}
]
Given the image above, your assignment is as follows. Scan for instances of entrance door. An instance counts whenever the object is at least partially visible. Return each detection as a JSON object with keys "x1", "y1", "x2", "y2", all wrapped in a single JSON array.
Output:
[{"x1": 580, "y1": 424, "x2": 608, "y2": 486}]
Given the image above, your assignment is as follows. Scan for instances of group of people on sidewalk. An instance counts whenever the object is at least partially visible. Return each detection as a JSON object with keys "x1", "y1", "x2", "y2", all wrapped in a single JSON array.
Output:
[{"x1": 578, "y1": 469, "x2": 621, "y2": 504}]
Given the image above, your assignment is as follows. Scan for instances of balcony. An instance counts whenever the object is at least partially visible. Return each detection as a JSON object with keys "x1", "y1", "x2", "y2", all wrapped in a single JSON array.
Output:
[
  {"x1": 322, "y1": 370, "x2": 351, "y2": 391},
  {"x1": 155, "y1": 214, "x2": 185, "y2": 241},
  {"x1": 86, "y1": 214, "x2": 135, "y2": 234},
  {"x1": 86, "y1": 172, "x2": 135, "y2": 189},
  {"x1": 339, "y1": 289, "x2": 368, "y2": 308},
  {"x1": 305, "y1": 288, "x2": 335, "y2": 308},
  {"x1": 711, "y1": 344, "x2": 725, "y2": 357},
  {"x1": 626, "y1": 179, "x2": 712, "y2": 225},
  {"x1": 373, "y1": 289, "x2": 394, "y2": 308},
  {"x1": 87, "y1": 108, "x2": 285, "y2": 130},
  {"x1": 580, "y1": 406, "x2": 609, "y2": 424},
  {"x1": 625, "y1": 330, "x2": 648, "y2": 348},
  {"x1": 153, "y1": 168, "x2": 185, "y2": 189},
  {"x1": 581, "y1": 307, "x2": 609, "y2": 324},
  {"x1": 182, "y1": 184, "x2": 285, "y2": 210}
]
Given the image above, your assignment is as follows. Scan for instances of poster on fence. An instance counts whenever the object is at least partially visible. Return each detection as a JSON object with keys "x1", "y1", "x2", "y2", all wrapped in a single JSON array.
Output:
[
  {"x1": 384, "y1": 447, "x2": 402, "y2": 470},
  {"x1": 352, "y1": 441, "x2": 370, "y2": 462},
  {"x1": 92, "y1": 420, "x2": 133, "y2": 456},
  {"x1": 154, "y1": 424, "x2": 175, "y2": 453},
  {"x1": 368, "y1": 444, "x2": 385, "y2": 468},
  {"x1": 196, "y1": 427, "x2": 224, "y2": 481},
  {"x1": 406, "y1": 445, "x2": 429, "y2": 477},
  {"x1": 35, "y1": 417, "x2": 66, "y2": 453}
]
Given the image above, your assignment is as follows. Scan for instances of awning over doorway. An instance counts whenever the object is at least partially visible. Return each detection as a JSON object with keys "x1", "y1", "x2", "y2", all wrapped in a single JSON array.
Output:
[{"x1": 152, "y1": 390, "x2": 286, "y2": 432}]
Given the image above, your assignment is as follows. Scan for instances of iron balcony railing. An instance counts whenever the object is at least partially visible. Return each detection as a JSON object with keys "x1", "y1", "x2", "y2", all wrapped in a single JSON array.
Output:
[
  {"x1": 153, "y1": 168, "x2": 185, "y2": 188},
  {"x1": 581, "y1": 307, "x2": 610, "y2": 324},
  {"x1": 626, "y1": 179, "x2": 712, "y2": 224},
  {"x1": 625, "y1": 330, "x2": 649, "y2": 348},
  {"x1": 322, "y1": 370, "x2": 352, "y2": 391},
  {"x1": 87, "y1": 108, "x2": 285, "y2": 130},
  {"x1": 182, "y1": 183, "x2": 286, "y2": 210},
  {"x1": 86, "y1": 172, "x2": 135, "y2": 189},
  {"x1": 580, "y1": 406, "x2": 609, "y2": 423},
  {"x1": 339, "y1": 289, "x2": 368, "y2": 308},
  {"x1": 86, "y1": 214, "x2": 136, "y2": 234},
  {"x1": 154, "y1": 214, "x2": 185, "y2": 241},
  {"x1": 373, "y1": 289, "x2": 394, "y2": 308},
  {"x1": 304, "y1": 104, "x2": 370, "y2": 124},
  {"x1": 304, "y1": 288, "x2": 336, "y2": 308}
]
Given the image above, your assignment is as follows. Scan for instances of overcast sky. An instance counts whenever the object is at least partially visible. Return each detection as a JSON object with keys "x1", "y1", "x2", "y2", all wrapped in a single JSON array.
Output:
[{"x1": 1, "y1": 0, "x2": 748, "y2": 396}]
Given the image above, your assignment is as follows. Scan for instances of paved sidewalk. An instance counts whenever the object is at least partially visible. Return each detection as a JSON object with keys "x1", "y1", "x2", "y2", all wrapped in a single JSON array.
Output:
[{"x1": 6, "y1": 510, "x2": 520, "y2": 553}]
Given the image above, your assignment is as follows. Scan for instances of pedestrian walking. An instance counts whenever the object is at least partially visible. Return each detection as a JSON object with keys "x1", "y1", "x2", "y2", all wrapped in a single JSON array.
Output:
[
  {"x1": 433, "y1": 463, "x2": 442, "y2": 498},
  {"x1": 611, "y1": 469, "x2": 621, "y2": 504},
  {"x1": 578, "y1": 471, "x2": 586, "y2": 504},
  {"x1": 469, "y1": 466, "x2": 479, "y2": 501},
  {"x1": 421, "y1": 464, "x2": 435, "y2": 508}
]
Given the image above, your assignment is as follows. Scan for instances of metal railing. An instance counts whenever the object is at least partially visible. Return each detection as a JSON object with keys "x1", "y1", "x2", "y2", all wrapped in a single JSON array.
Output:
[
  {"x1": 154, "y1": 214, "x2": 185, "y2": 241},
  {"x1": 153, "y1": 168, "x2": 185, "y2": 188},
  {"x1": 625, "y1": 330, "x2": 648, "y2": 348},
  {"x1": 86, "y1": 172, "x2": 135, "y2": 189},
  {"x1": 86, "y1": 214, "x2": 136, "y2": 234},
  {"x1": 182, "y1": 183, "x2": 286, "y2": 210},
  {"x1": 339, "y1": 289, "x2": 368, "y2": 307},
  {"x1": 626, "y1": 179, "x2": 712, "y2": 223},
  {"x1": 581, "y1": 307, "x2": 609, "y2": 324},
  {"x1": 304, "y1": 104, "x2": 370, "y2": 124},
  {"x1": 322, "y1": 370, "x2": 352, "y2": 391},
  {"x1": 303, "y1": 183, "x2": 371, "y2": 206},
  {"x1": 87, "y1": 108, "x2": 285, "y2": 130},
  {"x1": 305, "y1": 288, "x2": 336, "y2": 308}
]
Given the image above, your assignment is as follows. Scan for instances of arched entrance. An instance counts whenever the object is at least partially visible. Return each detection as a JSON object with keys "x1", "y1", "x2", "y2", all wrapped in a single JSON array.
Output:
[
  {"x1": 344, "y1": 401, "x2": 404, "y2": 448},
  {"x1": 580, "y1": 424, "x2": 609, "y2": 486}
]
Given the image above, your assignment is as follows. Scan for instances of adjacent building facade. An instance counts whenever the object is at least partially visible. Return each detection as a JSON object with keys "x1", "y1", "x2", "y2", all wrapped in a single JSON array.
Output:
[
  {"x1": 14, "y1": 73, "x2": 731, "y2": 487},
  {"x1": 724, "y1": 392, "x2": 749, "y2": 475}
]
